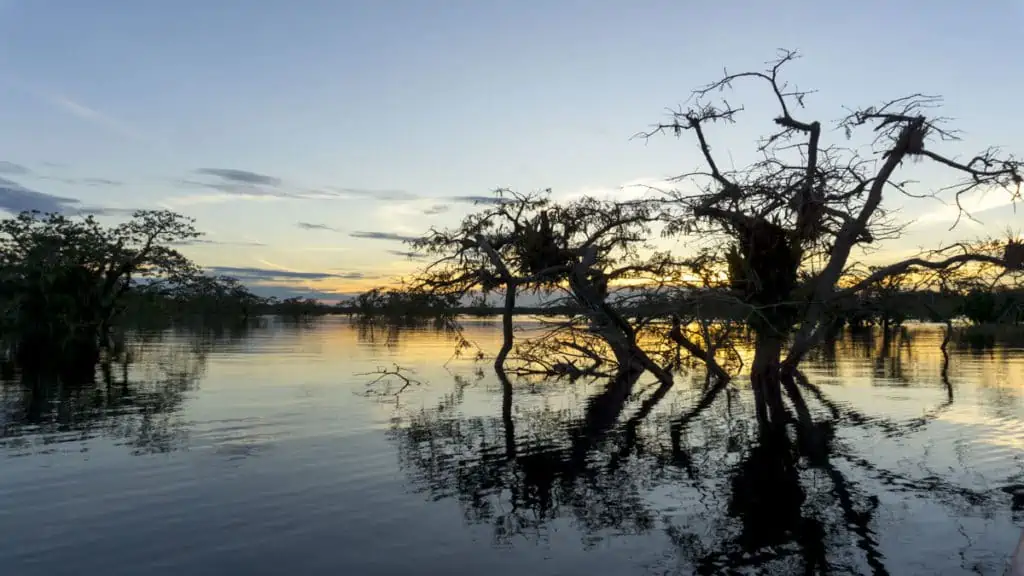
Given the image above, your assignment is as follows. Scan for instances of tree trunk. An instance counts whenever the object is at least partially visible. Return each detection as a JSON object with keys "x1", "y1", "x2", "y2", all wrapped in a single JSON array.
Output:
[
  {"x1": 497, "y1": 368, "x2": 516, "y2": 461},
  {"x1": 494, "y1": 283, "x2": 516, "y2": 372},
  {"x1": 568, "y1": 268, "x2": 672, "y2": 384},
  {"x1": 750, "y1": 332, "x2": 788, "y2": 431}
]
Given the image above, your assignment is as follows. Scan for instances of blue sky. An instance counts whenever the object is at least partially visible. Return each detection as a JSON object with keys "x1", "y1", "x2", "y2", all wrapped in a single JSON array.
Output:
[{"x1": 0, "y1": 0, "x2": 1022, "y2": 299}]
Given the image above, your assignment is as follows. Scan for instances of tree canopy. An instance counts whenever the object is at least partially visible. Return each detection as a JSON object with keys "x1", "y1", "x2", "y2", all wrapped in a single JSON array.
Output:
[
  {"x1": 398, "y1": 50, "x2": 1024, "y2": 433},
  {"x1": 0, "y1": 209, "x2": 263, "y2": 374}
]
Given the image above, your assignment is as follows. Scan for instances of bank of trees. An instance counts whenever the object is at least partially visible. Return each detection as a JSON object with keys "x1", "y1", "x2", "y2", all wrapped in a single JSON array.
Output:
[
  {"x1": 391, "y1": 50, "x2": 1023, "y2": 433},
  {"x1": 0, "y1": 209, "x2": 321, "y2": 377},
  {"x1": 0, "y1": 210, "x2": 204, "y2": 370}
]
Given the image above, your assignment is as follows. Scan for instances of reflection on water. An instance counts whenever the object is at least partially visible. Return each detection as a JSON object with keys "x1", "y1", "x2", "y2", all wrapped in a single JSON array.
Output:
[{"x1": 1, "y1": 318, "x2": 1022, "y2": 575}]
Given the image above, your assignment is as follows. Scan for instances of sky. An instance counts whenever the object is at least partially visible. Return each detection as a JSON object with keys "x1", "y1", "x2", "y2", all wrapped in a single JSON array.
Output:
[{"x1": 0, "y1": 0, "x2": 1022, "y2": 300}]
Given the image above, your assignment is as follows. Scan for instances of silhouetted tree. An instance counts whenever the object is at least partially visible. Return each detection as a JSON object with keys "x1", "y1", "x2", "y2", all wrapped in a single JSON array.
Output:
[
  {"x1": 635, "y1": 49, "x2": 1022, "y2": 429},
  {"x1": 0, "y1": 210, "x2": 202, "y2": 372},
  {"x1": 394, "y1": 50, "x2": 1023, "y2": 434},
  {"x1": 409, "y1": 191, "x2": 685, "y2": 381}
]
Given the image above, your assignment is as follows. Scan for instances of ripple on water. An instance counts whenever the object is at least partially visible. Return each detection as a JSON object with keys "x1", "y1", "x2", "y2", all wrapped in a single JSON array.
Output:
[{"x1": 0, "y1": 321, "x2": 1022, "y2": 575}]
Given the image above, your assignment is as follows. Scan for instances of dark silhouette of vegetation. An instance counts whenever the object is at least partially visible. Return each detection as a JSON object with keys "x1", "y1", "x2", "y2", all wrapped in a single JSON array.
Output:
[
  {"x1": 390, "y1": 49, "x2": 1023, "y2": 435},
  {"x1": 383, "y1": 324, "x2": 1015, "y2": 574},
  {"x1": 0, "y1": 326, "x2": 216, "y2": 455},
  {"x1": 0, "y1": 210, "x2": 204, "y2": 375},
  {"x1": 0, "y1": 209, "x2": 345, "y2": 382},
  {"x1": 341, "y1": 287, "x2": 460, "y2": 323},
  {"x1": 406, "y1": 190, "x2": 687, "y2": 382}
]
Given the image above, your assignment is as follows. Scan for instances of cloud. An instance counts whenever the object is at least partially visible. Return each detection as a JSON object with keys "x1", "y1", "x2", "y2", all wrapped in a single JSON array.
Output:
[
  {"x1": 557, "y1": 177, "x2": 672, "y2": 203},
  {"x1": 173, "y1": 169, "x2": 525, "y2": 208},
  {"x1": 350, "y1": 230, "x2": 418, "y2": 242},
  {"x1": 0, "y1": 161, "x2": 29, "y2": 175},
  {"x1": 171, "y1": 238, "x2": 267, "y2": 247},
  {"x1": 423, "y1": 204, "x2": 450, "y2": 215},
  {"x1": 329, "y1": 187, "x2": 419, "y2": 201},
  {"x1": 913, "y1": 189, "x2": 1020, "y2": 227},
  {"x1": 297, "y1": 221, "x2": 342, "y2": 232},
  {"x1": 448, "y1": 195, "x2": 510, "y2": 205},
  {"x1": 79, "y1": 178, "x2": 123, "y2": 187},
  {"x1": 0, "y1": 177, "x2": 136, "y2": 216},
  {"x1": 184, "y1": 168, "x2": 287, "y2": 199},
  {"x1": 170, "y1": 169, "x2": 353, "y2": 204},
  {"x1": 77, "y1": 206, "x2": 139, "y2": 216},
  {"x1": 387, "y1": 249, "x2": 427, "y2": 260},
  {"x1": 38, "y1": 176, "x2": 124, "y2": 187},
  {"x1": 244, "y1": 285, "x2": 355, "y2": 301},
  {"x1": 36, "y1": 89, "x2": 145, "y2": 142},
  {"x1": 0, "y1": 176, "x2": 82, "y2": 214},
  {"x1": 206, "y1": 265, "x2": 361, "y2": 281},
  {"x1": 325, "y1": 187, "x2": 514, "y2": 206},
  {"x1": 195, "y1": 168, "x2": 282, "y2": 187}
]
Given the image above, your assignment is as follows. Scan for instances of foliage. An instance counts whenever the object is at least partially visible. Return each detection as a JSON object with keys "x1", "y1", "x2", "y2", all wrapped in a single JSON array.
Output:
[
  {"x1": 393, "y1": 49, "x2": 1024, "y2": 433},
  {"x1": 406, "y1": 190, "x2": 690, "y2": 379},
  {"x1": 0, "y1": 210, "x2": 202, "y2": 366},
  {"x1": 346, "y1": 287, "x2": 460, "y2": 322}
]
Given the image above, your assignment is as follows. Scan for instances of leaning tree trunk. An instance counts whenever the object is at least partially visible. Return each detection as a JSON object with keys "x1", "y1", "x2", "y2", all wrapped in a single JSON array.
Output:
[{"x1": 567, "y1": 264, "x2": 673, "y2": 384}]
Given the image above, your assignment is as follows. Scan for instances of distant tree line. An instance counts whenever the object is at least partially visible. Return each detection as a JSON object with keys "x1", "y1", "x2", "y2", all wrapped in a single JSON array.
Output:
[{"x1": 344, "y1": 283, "x2": 1024, "y2": 327}]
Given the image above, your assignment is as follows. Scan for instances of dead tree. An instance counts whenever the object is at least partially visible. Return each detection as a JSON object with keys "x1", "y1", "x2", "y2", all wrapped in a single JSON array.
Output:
[
  {"x1": 409, "y1": 190, "x2": 678, "y2": 381},
  {"x1": 639, "y1": 49, "x2": 1023, "y2": 430}
]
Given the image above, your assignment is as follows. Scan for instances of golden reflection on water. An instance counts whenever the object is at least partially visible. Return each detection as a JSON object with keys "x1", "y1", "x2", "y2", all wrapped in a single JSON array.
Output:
[
  {"x1": 1, "y1": 317, "x2": 1022, "y2": 575},
  {"x1": 343, "y1": 319, "x2": 1024, "y2": 471}
]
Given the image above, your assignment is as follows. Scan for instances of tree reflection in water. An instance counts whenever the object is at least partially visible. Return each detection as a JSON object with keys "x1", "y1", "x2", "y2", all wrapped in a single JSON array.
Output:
[
  {"x1": 0, "y1": 324, "x2": 225, "y2": 455},
  {"x1": 386, "y1": 329, "x2": 1016, "y2": 575}
]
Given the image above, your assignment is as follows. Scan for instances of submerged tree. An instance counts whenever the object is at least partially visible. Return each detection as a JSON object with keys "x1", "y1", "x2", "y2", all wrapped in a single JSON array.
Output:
[
  {"x1": 373, "y1": 50, "x2": 1024, "y2": 573},
  {"x1": 0, "y1": 210, "x2": 203, "y2": 372},
  {"x1": 410, "y1": 191, "x2": 685, "y2": 381},
  {"x1": 638, "y1": 50, "x2": 1022, "y2": 429},
  {"x1": 398, "y1": 50, "x2": 1023, "y2": 434}
]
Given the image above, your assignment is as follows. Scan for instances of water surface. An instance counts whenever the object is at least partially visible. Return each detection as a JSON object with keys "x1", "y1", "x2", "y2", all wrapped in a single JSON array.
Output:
[{"x1": 1, "y1": 318, "x2": 1022, "y2": 575}]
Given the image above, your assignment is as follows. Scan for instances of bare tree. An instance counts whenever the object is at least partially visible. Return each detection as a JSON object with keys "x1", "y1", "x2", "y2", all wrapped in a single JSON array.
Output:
[
  {"x1": 409, "y1": 190, "x2": 680, "y2": 381},
  {"x1": 639, "y1": 49, "x2": 1022, "y2": 429}
]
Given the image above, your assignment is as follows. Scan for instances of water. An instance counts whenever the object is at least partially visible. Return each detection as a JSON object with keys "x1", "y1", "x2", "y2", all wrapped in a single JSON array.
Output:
[{"x1": 1, "y1": 318, "x2": 1022, "y2": 575}]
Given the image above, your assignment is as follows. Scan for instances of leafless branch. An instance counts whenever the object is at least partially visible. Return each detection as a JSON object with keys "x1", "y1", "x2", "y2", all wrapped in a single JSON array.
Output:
[{"x1": 357, "y1": 364, "x2": 423, "y2": 397}]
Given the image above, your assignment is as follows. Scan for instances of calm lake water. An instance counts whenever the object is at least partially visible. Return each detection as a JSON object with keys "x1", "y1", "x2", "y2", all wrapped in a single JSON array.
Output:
[{"x1": 1, "y1": 317, "x2": 1022, "y2": 575}]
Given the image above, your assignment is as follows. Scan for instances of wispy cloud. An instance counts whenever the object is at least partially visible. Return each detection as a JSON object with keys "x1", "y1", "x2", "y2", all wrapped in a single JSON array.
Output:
[
  {"x1": 423, "y1": 204, "x2": 451, "y2": 215},
  {"x1": 36, "y1": 175, "x2": 124, "y2": 187},
  {"x1": 0, "y1": 161, "x2": 29, "y2": 175},
  {"x1": 206, "y1": 265, "x2": 365, "y2": 281},
  {"x1": 169, "y1": 168, "x2": 354, "y2": 205},
  {"x1": 350, "y1": 230, "x2": 418, "y2": 242},
  {"x1": 913, "y1": 188, "x2": 1020, "y2": 227},
  {"x1": 0, "y1": 176, "x2": 81, "y2": 214},
  {"x1": 297, "y1": 221, "x2": 343, "y2": 232},
  {"x1": 48, "y1": 94, "x2": 146, "y2": 141},
  {"x1": 0, "y1": 176, "x2": 134, "y2": 216},
  {"x1": 78, "y1": 177, "x2": 123, "y2": 187},
  {"x1": 3, "y1": 75, "x2": 164, "y2": 148},
  {"x1": 447, "y1": 195, "x2": 510, "y2": 205},
  {"x1": 195, "y1": 168, "x2": 282, "y2": 187},
  {"x1": 557, "y1": 177, "x2": 671, "y2": 203},
  {"x1": 328, "y1": 187, "x2": 419, "y2": 201},
  {"x1": 387, "y1": 249, "x2": 427, "y2": 260},
  {"x1": 182, "y1": 167, "x2": 286, "y2": 198},
  {"x1": 79, "y1": 206, "x2": 140, "y2": 216},
  {"x1": 171, "y1": 238, "x2": 267, "y2": 247},
  {"x1": 168, "y1": 168, "x2": 531, "y2": 208},
  {"x1": 244, "y1": 285, "x2": 355, "y2": 301}
]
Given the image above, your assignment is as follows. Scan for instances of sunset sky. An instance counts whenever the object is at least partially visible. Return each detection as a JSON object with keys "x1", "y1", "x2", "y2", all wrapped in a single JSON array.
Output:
[{"x1": 1, "y1": 0, "x2": 1022, "y2": 300}]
